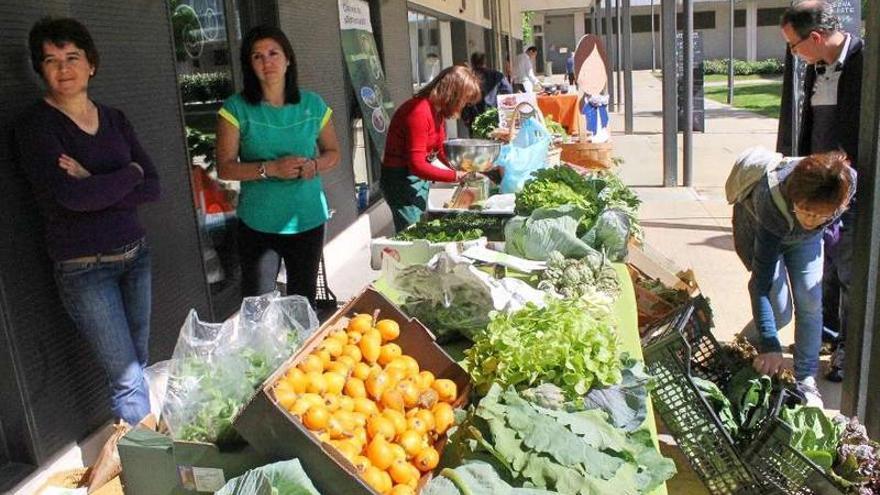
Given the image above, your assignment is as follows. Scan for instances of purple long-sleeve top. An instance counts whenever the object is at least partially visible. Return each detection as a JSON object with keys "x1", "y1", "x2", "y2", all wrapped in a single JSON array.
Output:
[{"x1": 14, "y1": 100, "x2": 161, "y2": 261}]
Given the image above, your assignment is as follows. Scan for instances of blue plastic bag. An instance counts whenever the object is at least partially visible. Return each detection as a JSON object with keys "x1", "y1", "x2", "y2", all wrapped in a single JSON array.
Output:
[{"x1": 497, "y1": 117, "x2": 552, "y2": 193}]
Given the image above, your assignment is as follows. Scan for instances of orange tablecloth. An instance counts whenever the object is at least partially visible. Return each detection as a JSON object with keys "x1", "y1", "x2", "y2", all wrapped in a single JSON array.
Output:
[{"x1": 537, "y1": 93, "x2": 580, "y2": 134}]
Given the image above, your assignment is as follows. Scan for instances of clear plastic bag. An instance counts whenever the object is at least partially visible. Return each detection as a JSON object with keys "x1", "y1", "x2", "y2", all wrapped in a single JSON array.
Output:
[
  {"x1": 161, "y1": 293, "x2": 318, "y2": 444},
  {"x1": 377, "y1": 253, "x2": 546, "y2": 342}
]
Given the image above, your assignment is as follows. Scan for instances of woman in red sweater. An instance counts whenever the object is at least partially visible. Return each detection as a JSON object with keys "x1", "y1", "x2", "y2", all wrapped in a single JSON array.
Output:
[{"x1": 382, "y1": 65, "x2": 482, "y2": 231}]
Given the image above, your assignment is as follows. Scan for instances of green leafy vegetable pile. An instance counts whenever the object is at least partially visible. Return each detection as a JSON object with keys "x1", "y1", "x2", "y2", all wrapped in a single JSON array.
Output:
[
  {"x1": 834, "y1": 417, "x2": 880, "y2": 491},
  {"x1": 515, "y1": 167, "x2": 599, "y2": 220},
  {"x1": 471, "y1": 108, "x2": 500, "y2": 139},
  {"x1": 394, "y1": 213, "x2": 503, "y2": 243},
  {"x1": 388, "y1": 255, "x2": 495, "y2": 342},
  {"x1": 424, "y1": 461, "x2": 561, "y2": 495},
  {"x1": 442, "y1": 385, "x2": 676, "y2": 494},
  {"x1": 462, "y1": 296, "x2": 621, "y2": 400},
  {"x1": 216, "y1": 459, "x2": 320, "y2": 495},
  {"x1": 538, "y1": 250, "x2": 620, "y2": 299}
]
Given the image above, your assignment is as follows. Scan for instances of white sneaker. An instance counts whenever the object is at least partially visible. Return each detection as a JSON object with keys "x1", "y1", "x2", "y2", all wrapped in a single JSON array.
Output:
[{"x1": 796, "y1": 376, "x2": 824, "y2": 408}]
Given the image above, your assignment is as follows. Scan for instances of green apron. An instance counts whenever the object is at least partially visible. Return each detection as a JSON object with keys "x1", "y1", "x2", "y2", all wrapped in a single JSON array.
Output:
[{"x1": 381, "y1": 167, "x2": 430, "y2": 232}]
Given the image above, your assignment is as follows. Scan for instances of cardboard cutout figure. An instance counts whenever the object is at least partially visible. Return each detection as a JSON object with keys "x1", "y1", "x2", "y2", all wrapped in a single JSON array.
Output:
[{"x1": 573, "y1": 35, "x2": 610, "y2": 143}]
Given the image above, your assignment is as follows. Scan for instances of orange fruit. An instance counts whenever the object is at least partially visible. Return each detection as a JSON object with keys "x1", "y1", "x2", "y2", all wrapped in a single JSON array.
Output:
[
  {"x1": 352, "y1": 426, "x2": 368, "y2": 447},
  {"x1": 351, "y1": 455, "x2": 372, "y2": 473},
  {"x1": 273, "y1": 380, "x2": 298, "y2": 410},
  {"x1": 322, "y1": 394, "x2": 341, "y2": 411},
  {"x1": 390, "y1": 483, "x2": 416, "y2": 495},
  {"x1": 366, "y1": 436, "x2": 394, "y2": 470},
  {"x1": 389, "y1": 459, "x2": 417, "y2": 485},
  {"x1": 324, "y1": 371, "x2": 346, "y2": 395},
  {"x1": 413, "y1": 446, "x2": 439, "y2": 472},
  {"x1": 303, "y1": 405, "x2": 330, "y2": 430},
  {"x1": 415, "y1": 370, "x2": 435, "y2": 391},
  {"x1": 315, "y1": 349, "x2": 332, "y2": 368},
  {"x1": 338, "y1": 396, "x2": 355, "y2": 412},
  {"x1": 396, "y1": 380, "x2": 420, "y2": 408},
  {"x1": 407, "y1": 415, "x2": 429, "y2": 435},
  {"x1": 359, "y1": 330, "x2": 382, "y2": 363},
  {"x1": 347, "y1": 315, "x2": 373, "y2": 334},
  {"x1": 367, "y1": 415, "x2": 396, "y2": 441},
  {"x1": 378, "y1": 343, "x2": 403, "y2": 366},
  {"x1": 319, "y1": 337, "x2": 343, "y2": 357},
  {"x1": 413, "y1": 409, "x2": 436, "y2": 433},
  {"x1": 382, "y1": 409, "x2": 408, "y2": 436},
  {"x1": 361, "y1": 465, "x2": 385, "y2": 492},
  {"x1": 353, "y1": 397, "x2": 379, "y2": 417},
  {"x1": 397, "y1": 429, "x2": 425, "y2": 458},
  {"x1": 342, "y1": 344, "x2": 363, "y2": 362},
  {"x1": 365, "y1": 370, "x2": 390, "y2": 400},
  {"x1": 325, "y1": 361, "x2": 350, "y2": 377},
  {"x1": 332, "y1": 439, "x2": 360, "y2": 460},
  {"x1": 345, "y1": 377, "x2": 367, "y2": 399},
  {"x1": 381, "y1": 389, "x2": 405, "y2": 412},
  {"x1": 305, "y1": 371, "x2": 327, "y2": 394},
  {"x1": 432, "y1": 402, "x2": 455, "y2": 435},
  {"x1": 378, "y1": 471, "x2": 393, "y2": 494},
  {"x1": 389, "y1": 443, "x2": 407, "y2": 462},
  {"x1": 352, "y1": 362, "x2": 373, "y2": 381},
  {"x1": 376, "y1": 319, "x2": 400, "y2": 342},
  {"x1": 285, "y1": 368, "x2": 309, "y2": 393},
  {"x1": 397, "y1": 355, "x2": 420, "y2": 376},
  {"x1": 347, "y1": 330, "x2": 363, "y2": 345},
  {"x1": 417, "y1": 388, "x2": 439, "y2": 410},
  {"x1": 298, "y1": 354, "x2": 324, "y2": 374},
  {"x1": 290, "y1": 393, "x2": 323, "y2": 416},
  {"x1": 432, "y1": 379, "x2": 457, "y2": 403}
]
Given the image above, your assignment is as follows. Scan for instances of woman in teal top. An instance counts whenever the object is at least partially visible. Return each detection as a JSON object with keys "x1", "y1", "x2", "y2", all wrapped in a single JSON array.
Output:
[{"x1": 216, "y1": 25, "x2": 340, "y2": 305}]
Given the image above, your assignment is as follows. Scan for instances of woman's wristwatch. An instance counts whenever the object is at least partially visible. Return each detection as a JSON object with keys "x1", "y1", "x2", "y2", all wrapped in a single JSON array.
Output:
[{"x1": 258, "y1": 161, "x2": 269, "y2": 179}]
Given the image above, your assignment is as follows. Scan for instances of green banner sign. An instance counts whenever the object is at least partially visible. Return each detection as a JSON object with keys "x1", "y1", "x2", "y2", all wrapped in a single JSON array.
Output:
[{"x1": 338, "y1": 0, "x2": 395, "y2": 156}]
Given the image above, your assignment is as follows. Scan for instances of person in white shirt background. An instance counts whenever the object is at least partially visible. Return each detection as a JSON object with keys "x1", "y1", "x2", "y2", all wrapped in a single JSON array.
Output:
[{"x1": 513, "y1": 46, "x2": 541, "y2": 93}]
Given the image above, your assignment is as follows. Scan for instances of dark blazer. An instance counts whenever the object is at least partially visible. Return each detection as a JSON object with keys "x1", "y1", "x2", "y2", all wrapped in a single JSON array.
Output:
[{"x1": 776, "y1": 36, "x2": 864, "y2": 171}]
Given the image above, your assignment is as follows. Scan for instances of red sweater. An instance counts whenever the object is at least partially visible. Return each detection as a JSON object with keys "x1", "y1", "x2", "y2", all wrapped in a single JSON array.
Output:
[{"x1": 383, "y1": 97, "x2": 457, "y2": 182}]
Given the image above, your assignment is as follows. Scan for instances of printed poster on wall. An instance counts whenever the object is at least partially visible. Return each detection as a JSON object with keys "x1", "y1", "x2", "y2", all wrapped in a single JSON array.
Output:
[{"x1": 338, "y1": 0, "x2": 394, "y2": 156}]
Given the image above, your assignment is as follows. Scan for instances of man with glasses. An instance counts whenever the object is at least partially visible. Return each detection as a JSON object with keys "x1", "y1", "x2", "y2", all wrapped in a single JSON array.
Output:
[{"x1": 777, "y1": 1, "x2": 864, "y2": 382}]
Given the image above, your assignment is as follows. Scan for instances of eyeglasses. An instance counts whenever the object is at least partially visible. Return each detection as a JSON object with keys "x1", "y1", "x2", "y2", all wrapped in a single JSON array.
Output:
[{"x1": 787, "y1": 36, "x2": 811, "y2": 52}]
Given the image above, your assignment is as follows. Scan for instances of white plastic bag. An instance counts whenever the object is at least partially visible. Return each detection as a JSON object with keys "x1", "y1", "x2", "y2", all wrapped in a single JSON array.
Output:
[{"x1": 161, "y1": 293, "x2": 318, "y2": 444}]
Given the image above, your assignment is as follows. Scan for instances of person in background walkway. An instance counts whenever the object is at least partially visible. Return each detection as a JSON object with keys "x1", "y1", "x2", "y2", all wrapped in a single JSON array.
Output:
[
  {"x1": 731, "y1": 148, "x2": 855, "y2": 408},
  {"x1": 566, "y1": 52, "x2": 575, "y2": 86},
  {"x1": 15, "y1": 17, "x2": 161, "y2": 427},
  {"x1": 423, "y1": 52, "x2": 441, "y2": 84},
  {"x1": 777, "y1": 1, "x2": 863, "y2": 382},
  {"x1": 512, "y1": 46, "x2": 542, "y2": 93},
  {"x1": 216, "y1": 25, "x2": 340, "y2": 305},
  {"x1": 461, "y1": 52, "x2": 512, "y2": 134},
  {"x1": 381, "y1": 65, "x2": 482, "y2": 232}
]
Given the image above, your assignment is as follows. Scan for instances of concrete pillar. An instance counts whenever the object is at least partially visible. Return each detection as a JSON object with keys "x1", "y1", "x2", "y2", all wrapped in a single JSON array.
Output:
[
  {"x1": 574, "y1": 10, "x2": 586, "y2": 42},
  {"x1": 746, "y1": 0, "x2": 757, "y2": 61}
]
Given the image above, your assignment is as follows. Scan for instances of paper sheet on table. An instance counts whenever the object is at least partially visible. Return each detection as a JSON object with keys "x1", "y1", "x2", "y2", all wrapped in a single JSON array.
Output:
[{"x1": 461, "y1": 245, "x2": 546, "y2": 272}]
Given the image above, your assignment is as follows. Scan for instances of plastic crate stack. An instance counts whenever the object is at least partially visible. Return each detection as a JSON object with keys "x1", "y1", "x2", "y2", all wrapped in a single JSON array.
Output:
[{"x1": 641, "y1": 296, "x2": 849, "y2": 495}]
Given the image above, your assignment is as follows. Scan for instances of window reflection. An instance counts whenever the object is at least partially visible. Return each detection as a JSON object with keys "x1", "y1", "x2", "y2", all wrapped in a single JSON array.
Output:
[
  {"x1": 170, "y1": 0, "x2": 242, "y2": 317},
  {"x1": 408, "y1": 10, "x2": 443, "y2": 91}
]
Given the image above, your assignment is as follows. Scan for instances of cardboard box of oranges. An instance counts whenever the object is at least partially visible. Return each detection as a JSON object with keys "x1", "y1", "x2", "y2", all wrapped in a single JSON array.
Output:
[{"x1": 234, "y1": 287, "x2": 471, "y2": 495}]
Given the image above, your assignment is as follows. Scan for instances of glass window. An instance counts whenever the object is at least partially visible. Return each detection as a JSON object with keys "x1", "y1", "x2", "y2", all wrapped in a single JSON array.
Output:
[
  {"x1": 170, "y1": 0, "x2": 243, "y2": 317},
  {"x1": 408, "y1": 10, "x2": 443, "y2": 91}
]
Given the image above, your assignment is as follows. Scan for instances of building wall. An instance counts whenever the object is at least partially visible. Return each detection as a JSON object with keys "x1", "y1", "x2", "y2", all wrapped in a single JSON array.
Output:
[
  {"x1": 408, "y1": 0, "x2": 490, "y2": 27},
  {"x1": 371, "y1": 0, "x2": 414, "y2": 107},
  {"x1": 277, "y1": 1, "x2": 359, "y2": 241},
  {"x1": 0, "y1": 1, "x2": 210, "y2": 468}
]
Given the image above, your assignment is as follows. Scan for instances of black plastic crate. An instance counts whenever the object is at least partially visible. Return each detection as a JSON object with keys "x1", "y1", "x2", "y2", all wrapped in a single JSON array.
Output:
[
  {"x1": 742, "y1": 389, "x2": 847, "y2": 495},
  {"x1": 315, "y1": 256, "x2": 337, "y2": 310},
  {"x1": 642, "y1": 296, "x2": 765, "y2": 495}
]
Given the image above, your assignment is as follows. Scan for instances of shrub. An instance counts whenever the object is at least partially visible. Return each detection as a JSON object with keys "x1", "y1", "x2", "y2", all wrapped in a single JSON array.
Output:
[
  {"x1": 179, "y1": 72, "x2": 233, "y2": 103},
  {"x1": 703, "y1": 58, "x2": 784, "y2": 76}
]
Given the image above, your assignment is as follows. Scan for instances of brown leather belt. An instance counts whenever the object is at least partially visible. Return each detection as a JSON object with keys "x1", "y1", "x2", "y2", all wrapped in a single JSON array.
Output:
[{"x1": 60, "y1": 241, "x2": 143, "y2": 265}]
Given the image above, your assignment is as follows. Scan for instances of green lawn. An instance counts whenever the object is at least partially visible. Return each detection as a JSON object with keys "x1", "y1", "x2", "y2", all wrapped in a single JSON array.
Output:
[
  {"x1": 704, "y1": 73, "x2": 780, "y2": 83},
  {"x1": 705, "y1": 82, "x2": 783, "y2": 118}
]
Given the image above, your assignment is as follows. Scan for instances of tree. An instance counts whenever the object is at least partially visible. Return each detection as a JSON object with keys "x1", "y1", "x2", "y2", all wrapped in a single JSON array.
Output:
[{"x1": 522, "y1": 11, "x2": 535, "y2": 46}]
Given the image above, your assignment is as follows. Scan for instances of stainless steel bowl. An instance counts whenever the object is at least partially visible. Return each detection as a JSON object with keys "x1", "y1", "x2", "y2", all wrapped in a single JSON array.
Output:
[{"x1": 443, "y1": 139, "x2": 501, "y2": 173}]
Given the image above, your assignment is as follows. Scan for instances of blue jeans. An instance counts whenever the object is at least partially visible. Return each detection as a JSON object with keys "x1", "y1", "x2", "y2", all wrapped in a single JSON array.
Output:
[
  {"x1": 54, "y1": 239, "x2": 152, "y2": 424},
  {"x1": 759, "y1": 236, "x2": 824, "y2": 380}
]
